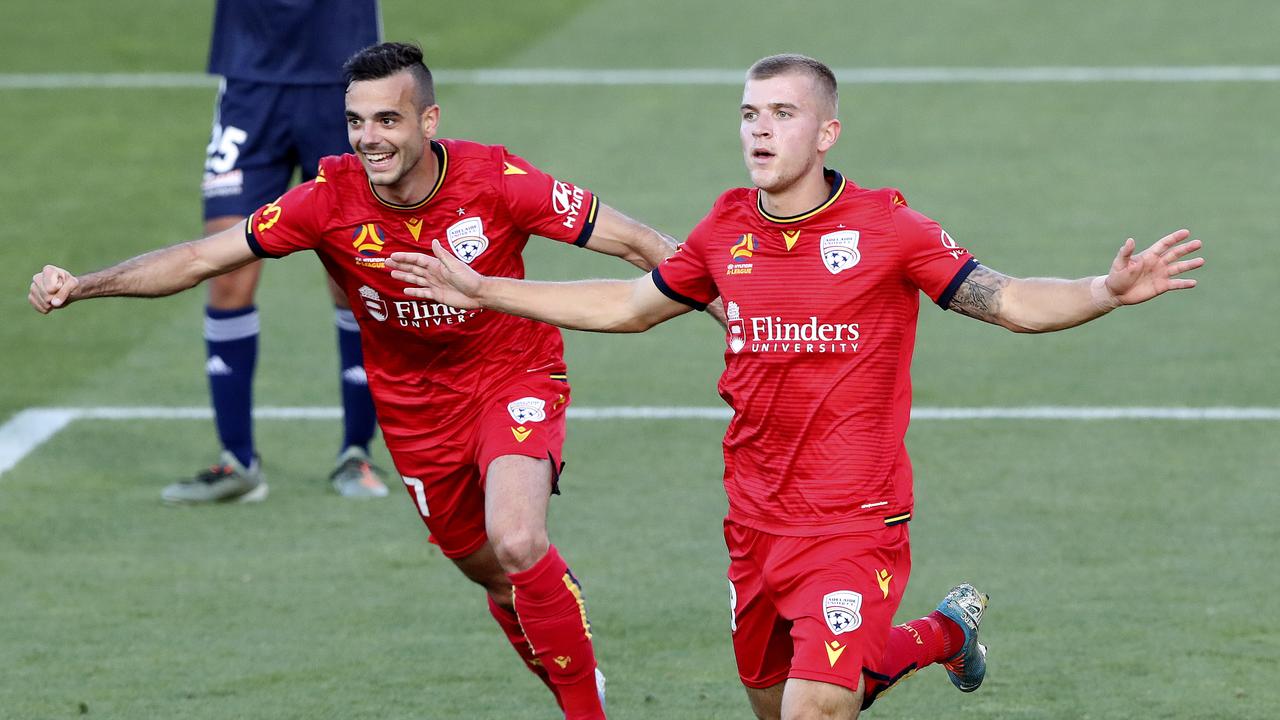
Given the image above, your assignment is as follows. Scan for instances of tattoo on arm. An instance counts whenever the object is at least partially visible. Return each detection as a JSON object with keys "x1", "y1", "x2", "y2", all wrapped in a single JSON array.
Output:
[{"x1": 948, "y1": 264, "x2": 1010, "y2": 325}]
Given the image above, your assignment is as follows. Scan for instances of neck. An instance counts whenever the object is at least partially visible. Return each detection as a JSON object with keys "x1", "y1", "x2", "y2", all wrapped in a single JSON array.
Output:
[{"x1": 760, "y1": 165, "x2": 831, "y2": 217}]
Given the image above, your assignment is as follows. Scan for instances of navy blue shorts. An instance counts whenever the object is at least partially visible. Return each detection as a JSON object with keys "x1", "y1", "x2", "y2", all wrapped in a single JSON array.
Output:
[{"x1": 201, "y1": 78, "x2": 350, "y2": 219}]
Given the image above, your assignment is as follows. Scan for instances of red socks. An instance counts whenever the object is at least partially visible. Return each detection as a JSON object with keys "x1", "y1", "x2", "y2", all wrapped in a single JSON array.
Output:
[
  {"x1": 507, "y1": 546, "x2": 604, "y2": 720},
  {"x1": 487, "y1": 595, "x2": 560, "y2": 705},
  {"x1": 863, "y1": 611, "x2": 964, "y2": 706}
]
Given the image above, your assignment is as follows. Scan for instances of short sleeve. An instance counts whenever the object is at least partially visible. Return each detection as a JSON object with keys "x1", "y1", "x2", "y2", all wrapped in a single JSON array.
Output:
[
  {"x1": 499, "y1": 149, "x2": 599, "y2": 246},
  {"x1": 651, "y1": 213, "x2": 718, "y2": 310},
  {"x1": 892, "y1": 196, "x2": 978, "y2": 309},
  {"x1": 244, "y1": 178, "x2": 327, "y2": 259}
]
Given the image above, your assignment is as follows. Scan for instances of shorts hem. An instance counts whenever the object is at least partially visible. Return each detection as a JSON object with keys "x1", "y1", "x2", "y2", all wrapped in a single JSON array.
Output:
[
  {"x1": 739, "y1": 671, "x2": 790, "y2": 690},
  {"x1": 787, "y1": 667, "x2": 863, "y2": 692},
  {"x1": 437, "y1": 533, "x2": 488, "y2": 561}
]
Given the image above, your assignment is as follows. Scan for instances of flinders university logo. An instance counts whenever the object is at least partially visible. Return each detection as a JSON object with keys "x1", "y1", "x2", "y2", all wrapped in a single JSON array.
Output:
[
  {"x1": 358, "y1": 285, "x2": 388, "y2": 322},
  {"x1": 820, "y1": 230, "x2": 860, "y2": 274},
  {"x1": 447, "y1": 217, "x2": 489, "y2": 264},
  {"x1": 725, "y1": 300, "x2": 746, "y2": 354}
]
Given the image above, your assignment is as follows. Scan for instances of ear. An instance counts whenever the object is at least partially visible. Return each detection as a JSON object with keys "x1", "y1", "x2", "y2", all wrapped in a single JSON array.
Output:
[
  {"x1": 421, "y1": 104, "x2": 441, "y2": 140},
  {"x1": 817, "y1": 117, "x2": 841, "y2": 153}
]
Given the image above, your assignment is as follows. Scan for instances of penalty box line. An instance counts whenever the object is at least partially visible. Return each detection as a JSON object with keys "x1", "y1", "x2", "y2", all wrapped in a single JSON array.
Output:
[{"x1": 3, "y1": 404, "x2": 1279, "y2": 478}]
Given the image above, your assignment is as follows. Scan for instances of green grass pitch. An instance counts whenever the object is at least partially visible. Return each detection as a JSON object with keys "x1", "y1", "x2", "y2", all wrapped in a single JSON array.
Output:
[{"x1": 2, "y1": 1, "x2": 1277, "y2": 718}]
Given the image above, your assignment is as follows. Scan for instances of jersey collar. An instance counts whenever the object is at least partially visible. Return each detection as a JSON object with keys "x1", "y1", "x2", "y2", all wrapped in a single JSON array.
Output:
[
  {"x1": 369, "y1": 140, "x2": 447, "y2": 211},
  {"x1": 755, "y1": 168, "x2": 846, "y2": 225}
]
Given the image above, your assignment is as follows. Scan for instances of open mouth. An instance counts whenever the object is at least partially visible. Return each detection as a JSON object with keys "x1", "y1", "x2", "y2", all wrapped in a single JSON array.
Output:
[
  {"x1": 363, "y1": 150, "x2": 396, "y2": 167},
  {"x1": 751, "y1": 148, "x2": 775, "y2": 161}
]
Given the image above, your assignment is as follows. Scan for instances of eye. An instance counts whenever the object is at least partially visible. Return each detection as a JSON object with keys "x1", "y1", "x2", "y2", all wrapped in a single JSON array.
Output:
[
  {"x1": 381, "y1": 117, "x2": 396, "y2": 127},
  {"x1": 742, "y1": 111, "x2": 758, "y2": 121},
  {"x1": 347, "y1": 118, "x2": 360, "y2": 128},
  {"x1": 776, "y1": 110, "x2": 791, "y2": 119}
]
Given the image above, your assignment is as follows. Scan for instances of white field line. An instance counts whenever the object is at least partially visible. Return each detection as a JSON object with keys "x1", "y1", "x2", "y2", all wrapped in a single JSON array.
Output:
[
  {"x1": 2, "y1": 405, "x2": 1278, "y2": 478},
  {"x1": 3, "y1": 67, "x2": 1280, "y2": 90}
]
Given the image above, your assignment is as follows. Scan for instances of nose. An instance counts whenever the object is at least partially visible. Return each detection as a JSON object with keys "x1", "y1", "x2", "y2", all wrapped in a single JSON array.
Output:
[{"x1": 359, "y1": 124, "x2": 382, "y2": 148}]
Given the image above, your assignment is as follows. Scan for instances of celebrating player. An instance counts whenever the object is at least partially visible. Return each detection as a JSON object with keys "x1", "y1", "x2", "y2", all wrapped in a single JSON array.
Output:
[
  {"x1": 386, "y1": 53, "x2": 1205, "y2": 719},
  {"x1": 29, "y1": 42, "x2": 687, "y2": 720}
]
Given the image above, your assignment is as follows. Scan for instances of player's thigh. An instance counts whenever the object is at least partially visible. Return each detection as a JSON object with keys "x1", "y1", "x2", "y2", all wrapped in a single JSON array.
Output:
[
  {"x1": 772, "y1": 527, "x2": 911, "y2": 692},
  {"x1": 780, "y1": 677, "x2": 864, "y2": 720},
  {"x1": 391, "y1": 446, "x2": 488, "y2": 561},
  {"x1": 483, "y1": 455, "x2": 554, "y2": 569},
  {"x1": 726, "y1": 521, "x2": 795, "y2": 691},
  {"x1": 290, "y1": 83, "x2": 353, "y2": 178},
  {"x1": 202, "y1": 79, "x2": 295, "y2": 221}
]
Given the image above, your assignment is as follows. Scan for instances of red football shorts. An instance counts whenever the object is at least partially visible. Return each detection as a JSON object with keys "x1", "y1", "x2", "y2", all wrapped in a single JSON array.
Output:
[
  {"x1": 387, "y1": 373, "x2": 571, "y2": 559},
  {"x1": 725, "y1": 520, "x2": 912, "y2": 691}
]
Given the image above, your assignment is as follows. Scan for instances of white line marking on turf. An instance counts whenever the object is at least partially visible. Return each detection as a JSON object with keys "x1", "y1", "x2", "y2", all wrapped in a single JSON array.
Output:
[
  {"x1": 4, "y1": 67, "x2": 1280, "y2": 90},
  {"x1": 0, "y1": 409, "x2": 79, "y2": 475},
  {"x1": 2, "y1": 405, "x2": 1277, "y2": 478}
]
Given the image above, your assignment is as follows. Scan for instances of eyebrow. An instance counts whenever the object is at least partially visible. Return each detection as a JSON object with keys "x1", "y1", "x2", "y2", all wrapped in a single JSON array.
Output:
[
  {"x1": 740, "y1": 102, "x2": 802, "y2": 112},
  {"x1": 345, "y1": 109, "x2": 405, "y2": 119}
]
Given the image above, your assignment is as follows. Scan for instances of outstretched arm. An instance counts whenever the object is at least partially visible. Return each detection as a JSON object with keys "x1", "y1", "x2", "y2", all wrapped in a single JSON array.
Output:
[
  {"x1": 948, "y1": 229, "x2": 1203, "y2": 332},
  {"x1": 29, "y1": 221, "x2": 259, "y2": 313},
  {"x1": 582, "y1": 203, "x2": 679, "y2": 270},
  {"x1": 385, "y1": 240, "x2": 693, "y2": 333}
]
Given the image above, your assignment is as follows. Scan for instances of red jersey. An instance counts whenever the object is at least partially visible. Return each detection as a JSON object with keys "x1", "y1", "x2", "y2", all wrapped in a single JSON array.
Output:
[
  {"x1": 245, "y1": 138, "x2": 599, "y2": 451},
  {"x1": 653, "y1": 171, "x2": 976, "y2": 535}
]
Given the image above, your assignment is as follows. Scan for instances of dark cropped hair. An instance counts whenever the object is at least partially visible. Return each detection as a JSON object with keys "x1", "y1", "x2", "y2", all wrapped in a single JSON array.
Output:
[
  {"x1": 343, "y1": 42, "x2": 436, "y2": 109},
  {"x1": 747, "y1": 53, "x2": 838, "y2": 116}
]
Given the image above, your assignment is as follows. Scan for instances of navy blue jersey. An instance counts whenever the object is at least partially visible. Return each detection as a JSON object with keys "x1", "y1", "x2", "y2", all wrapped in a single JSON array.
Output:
[{"x1": 208, "y1": 0, "x2": 381, "y2": 84}]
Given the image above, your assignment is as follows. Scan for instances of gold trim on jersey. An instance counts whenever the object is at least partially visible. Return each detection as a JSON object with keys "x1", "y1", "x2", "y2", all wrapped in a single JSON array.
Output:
[
  {"x1": 755, "y1": 170, "x2": 846, "y2": 225},
  {"x1": 369, "y1": 140, "x2": 448, "y2": 211},
  {"x1": 884, "y1": 512, "x2": 912, "y2": 526}
]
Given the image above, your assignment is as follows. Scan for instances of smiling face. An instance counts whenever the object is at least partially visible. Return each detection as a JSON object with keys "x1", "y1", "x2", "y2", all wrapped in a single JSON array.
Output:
[
  {"x1": 345, "y1": 70, "x2": 439, "y2": 192},
  {"x1": 739, "y1": 70, "x2": 840, "y2": 195}
]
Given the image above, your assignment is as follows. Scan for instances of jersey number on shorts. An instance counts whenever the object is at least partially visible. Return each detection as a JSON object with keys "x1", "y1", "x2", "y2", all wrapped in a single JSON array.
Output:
[
  {"x1": 206, "y1": 123, "x2": 248, "y2": 174},
  {"x1": 402, "y1": 476, "x2": 430, "y2": 517}
]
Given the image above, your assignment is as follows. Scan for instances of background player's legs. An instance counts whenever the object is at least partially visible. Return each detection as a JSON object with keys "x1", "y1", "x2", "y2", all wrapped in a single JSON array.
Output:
[
  {"x1": 486, "y1": 454, "x2": 604, "y2": 720},
  {"x1": 160, "y1": 216, "x2": 266, "y2": 505},
  {"x1": 326, "y1": 275, "x2": 386, "y2": 497},
  {"x1": 205, "y1": 220, "x2": 263, "y2": 469}
]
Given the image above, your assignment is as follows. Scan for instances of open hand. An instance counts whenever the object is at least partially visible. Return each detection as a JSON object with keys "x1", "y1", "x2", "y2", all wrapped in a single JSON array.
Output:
[
  {"x1": 386, "y1": 240, "x2": 486, "y2": 310},
  {"x1": 1103, "y1": 229, "x2": 1204, "y2": 306}
]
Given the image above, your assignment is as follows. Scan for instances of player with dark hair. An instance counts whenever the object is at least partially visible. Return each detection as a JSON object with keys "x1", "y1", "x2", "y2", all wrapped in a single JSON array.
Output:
[
  {"x1": 385, "y1": 52, "x2": 1205, "y2": 719},
  {"x1": 186, "y1": 0, "x2": 388, "y2": 503},
  {"x1": 30, "y1": 40, "x2": 688, "y2": 720}
]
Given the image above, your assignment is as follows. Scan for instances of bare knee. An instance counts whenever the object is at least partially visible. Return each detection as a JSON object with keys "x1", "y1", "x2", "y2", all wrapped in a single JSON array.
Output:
[{"x1": 490, "y1": 525, "x2": 549, "y2": 574}]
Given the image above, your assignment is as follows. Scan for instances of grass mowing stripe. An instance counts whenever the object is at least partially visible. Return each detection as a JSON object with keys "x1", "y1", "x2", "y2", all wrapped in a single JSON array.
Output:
[
  {"x1": 4, "y1": 67, "x2": 1280, "y2": 89},
  {"x1": 3, "y1": 405, "x2": 1277, "y2": 479}
]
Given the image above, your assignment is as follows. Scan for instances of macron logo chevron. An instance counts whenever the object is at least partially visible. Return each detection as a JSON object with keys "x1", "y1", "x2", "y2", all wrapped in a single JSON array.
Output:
[{"x1": 342, "y1": 366, "x2": 368, "y2": 385}]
